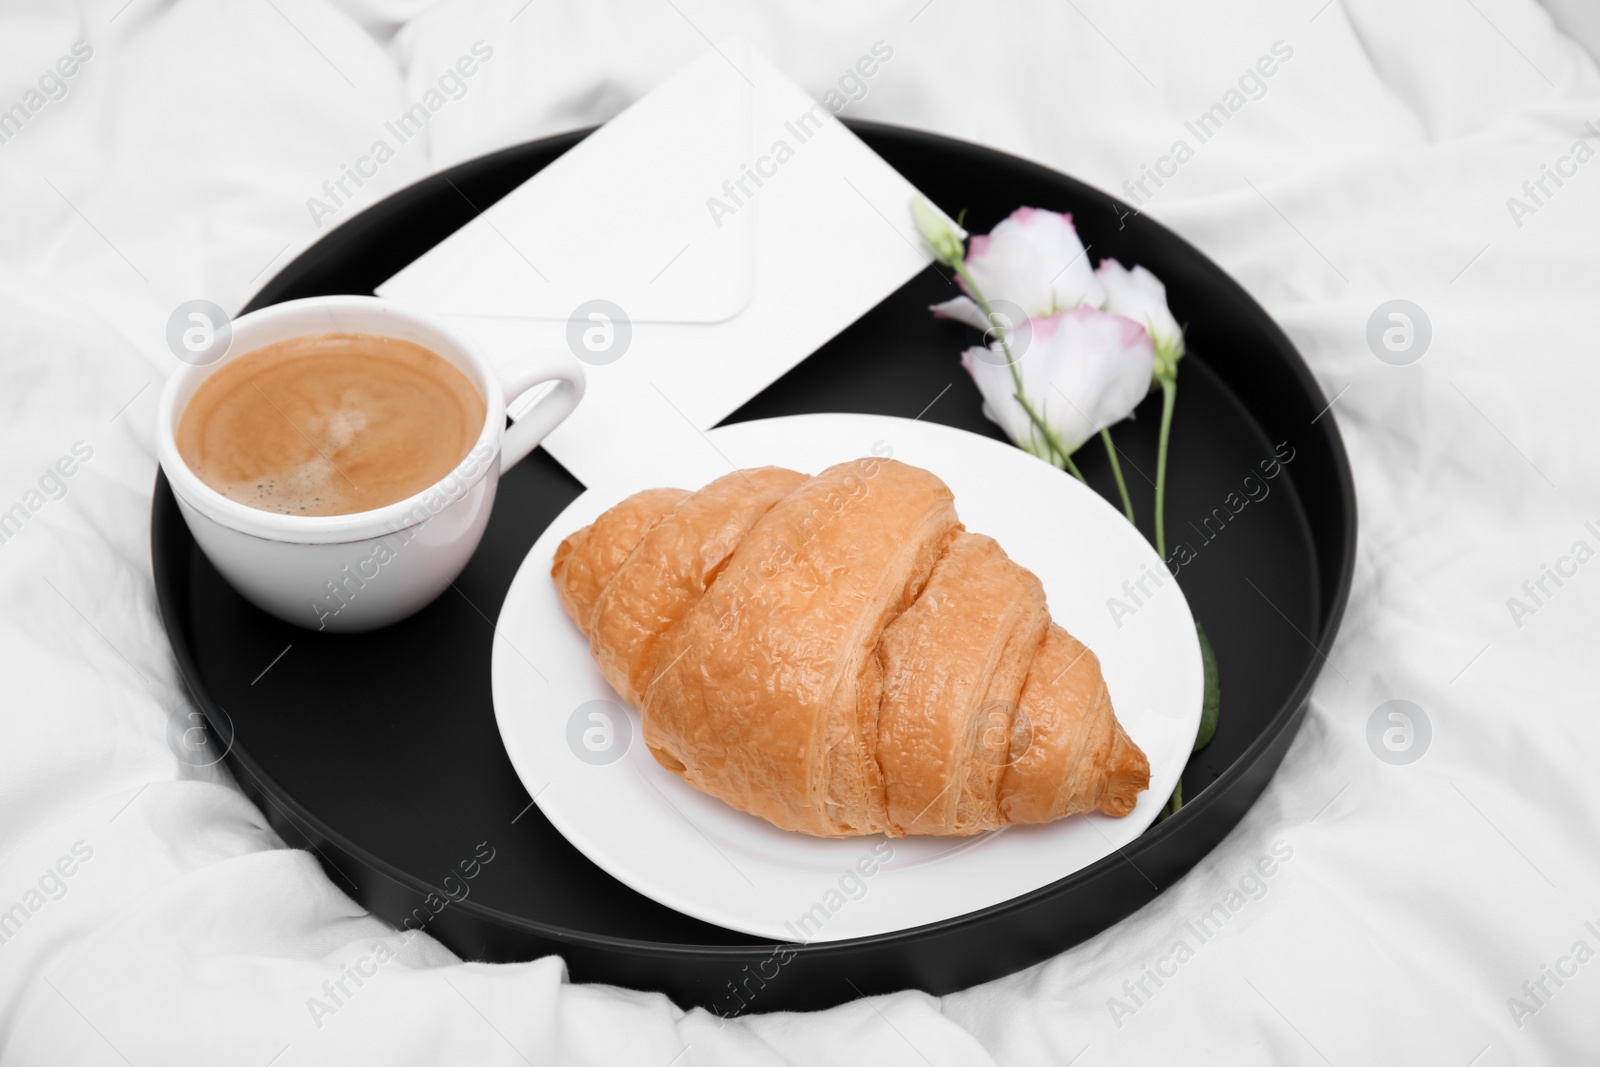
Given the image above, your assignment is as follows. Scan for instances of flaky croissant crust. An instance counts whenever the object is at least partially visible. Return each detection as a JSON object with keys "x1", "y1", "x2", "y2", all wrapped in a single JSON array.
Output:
[{"x1": 552, "y1": 457, "x2": 1149, "y2": 837}]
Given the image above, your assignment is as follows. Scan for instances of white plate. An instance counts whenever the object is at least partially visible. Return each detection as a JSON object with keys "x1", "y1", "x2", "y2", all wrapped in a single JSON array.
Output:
[{"x1": 491, "y1": 413, "x2": 1202, "y2": 942}]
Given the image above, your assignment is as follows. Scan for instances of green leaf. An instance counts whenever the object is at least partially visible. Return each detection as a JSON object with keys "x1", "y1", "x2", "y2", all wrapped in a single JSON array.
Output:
[
  {"x1": 1160, "y1": 780, "x2": 1182, "y2": 821},
  {"x1": 1194, "y1": 621, "x2": 1220, "y2": 751}
]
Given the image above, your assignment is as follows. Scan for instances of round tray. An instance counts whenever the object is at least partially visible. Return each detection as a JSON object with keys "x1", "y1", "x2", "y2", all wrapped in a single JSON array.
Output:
[{"x1": 151, "y1": 121, "x2": 1355, "y2": 1014}]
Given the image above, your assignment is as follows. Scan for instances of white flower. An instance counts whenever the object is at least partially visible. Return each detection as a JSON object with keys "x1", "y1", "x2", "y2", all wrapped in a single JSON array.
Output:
[
  {"x1": 962, "y1": 307, "x2": 1154, "y2": 460},
  {"x1": 932, "y1": 207, "x2": 1104, "y2": 330},
  {"x1": 1095, "y1": 258, "x2": 1183, "y2": 378}
]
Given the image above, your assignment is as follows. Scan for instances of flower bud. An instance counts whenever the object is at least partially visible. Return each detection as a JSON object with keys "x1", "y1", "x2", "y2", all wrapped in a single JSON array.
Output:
[{"x1": 911, "y1": 196, "x2": 965, "y2": 266}]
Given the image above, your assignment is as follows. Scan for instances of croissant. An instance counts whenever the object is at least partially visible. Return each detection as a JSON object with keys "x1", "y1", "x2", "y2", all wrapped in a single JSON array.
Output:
[{"x1": 551, "y1": 457, "x2": 1150, "y2": 837}]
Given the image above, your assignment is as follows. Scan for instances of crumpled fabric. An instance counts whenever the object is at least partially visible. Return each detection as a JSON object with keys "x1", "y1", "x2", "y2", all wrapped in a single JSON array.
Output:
[{"x1": 2, "y1": 0, "x2": 1597, "y2": 1063}]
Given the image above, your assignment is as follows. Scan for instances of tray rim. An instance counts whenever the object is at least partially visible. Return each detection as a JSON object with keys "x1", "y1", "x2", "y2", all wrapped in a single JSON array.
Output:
[{"x1": 153, "y1": 119, "x2": 1358, "y2": 962}]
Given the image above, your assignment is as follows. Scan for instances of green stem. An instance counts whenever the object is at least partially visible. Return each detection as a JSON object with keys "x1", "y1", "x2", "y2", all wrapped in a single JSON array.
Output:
[
  {"x1": 1155, "y1": 370, "x2": 1190, "y2": 819},
  {"x1": 1059, "y1": 449, "x2": 1086, "y2": 482},
  {"x1": 951, "y1": 261, "x2": 1086, "y2": 483},
  {"x1": 1100, "y1": 429, "x2": 1135, "y2": 524},
  {"x1": 1023, "y1": 399, "x2": 1082, "y2": 482},
  {"x1": 1154, "y1": 374, "x2": 1177, "y2": 560}
]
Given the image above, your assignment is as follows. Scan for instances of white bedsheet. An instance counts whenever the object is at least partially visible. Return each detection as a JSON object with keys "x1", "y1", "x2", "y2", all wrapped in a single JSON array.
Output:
[{"x1": 3, "y1": 1, "x2": 1599, "y2": 1063}]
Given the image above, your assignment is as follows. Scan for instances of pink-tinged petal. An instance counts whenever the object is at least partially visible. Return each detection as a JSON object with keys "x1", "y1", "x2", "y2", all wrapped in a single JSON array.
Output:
[
  {"x1": 957, "y1": 235, "x2": 992, "y2": 298},
  {"x1": 960, "y1": 207, "x2": 1104, "y2": 317},
  {"x1": 1096, "y1": 259, "x2": 1182, "y2": 360},
  {"x1": 1014, "y1": 307, "x2": 1153, "y2": 454},
  {"x1": 1019, "y1": 312, "x2": 1061, "y2": 343},
  {"x1": 961, "y1": 345, "x2": 1049, "y2": 460},
  {"x1": 930, "y1": 296, "x2": 993, "y2": 332},
  {"x1": 959, "y1": 306, "x2": 1152, "y2": 462}
]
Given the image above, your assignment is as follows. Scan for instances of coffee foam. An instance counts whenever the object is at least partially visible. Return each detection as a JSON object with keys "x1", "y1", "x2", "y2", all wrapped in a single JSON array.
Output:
[{"x1": 177, "y1": 333, "x2": 485, "y2": 517}]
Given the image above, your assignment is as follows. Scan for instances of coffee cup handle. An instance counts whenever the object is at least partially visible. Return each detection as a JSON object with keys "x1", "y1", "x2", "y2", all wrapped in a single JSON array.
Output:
[{"x1": 497, "y1": 351, "x2": 586, "y2": 474}]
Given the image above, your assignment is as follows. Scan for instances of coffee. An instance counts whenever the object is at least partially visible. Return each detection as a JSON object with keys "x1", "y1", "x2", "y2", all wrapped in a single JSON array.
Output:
[{"x1": 177, "y1": 333, "x2": 485, "y2": 517}]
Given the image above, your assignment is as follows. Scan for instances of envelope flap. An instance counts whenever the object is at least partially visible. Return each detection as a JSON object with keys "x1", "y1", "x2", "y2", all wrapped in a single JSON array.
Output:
[{"x1": 376, "y1": 38, "x2": 964, "y2": 488}]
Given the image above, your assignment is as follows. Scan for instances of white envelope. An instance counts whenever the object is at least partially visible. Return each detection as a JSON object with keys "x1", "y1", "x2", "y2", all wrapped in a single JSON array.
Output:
[{"x1": 377, "y1": 37, "x2": 961, "y2": 486}]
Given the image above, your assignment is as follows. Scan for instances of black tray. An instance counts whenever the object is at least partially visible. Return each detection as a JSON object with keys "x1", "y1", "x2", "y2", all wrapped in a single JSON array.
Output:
[{"x1": 152, "y1": 121, "x2": 1355, "y2": 1014}]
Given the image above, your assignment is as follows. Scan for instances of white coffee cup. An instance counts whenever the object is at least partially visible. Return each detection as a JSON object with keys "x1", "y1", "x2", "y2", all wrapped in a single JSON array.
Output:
[{"x1": 156, "y1": 295, "x2": 584, "y2": 633}]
